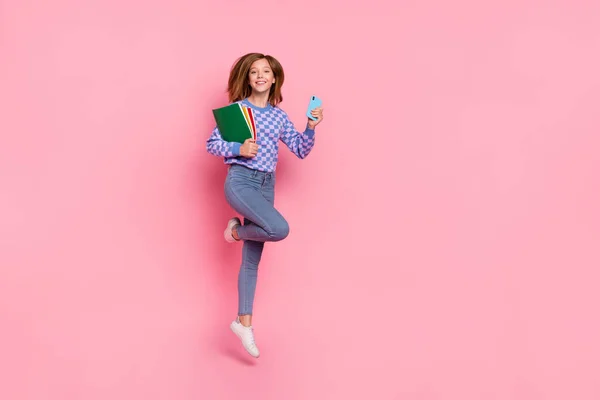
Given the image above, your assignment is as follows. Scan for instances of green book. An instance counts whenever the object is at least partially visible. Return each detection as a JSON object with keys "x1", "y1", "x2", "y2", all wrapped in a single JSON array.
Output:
[{"x1": 212, "y1": 103, "x2": 253, "y2": 144}]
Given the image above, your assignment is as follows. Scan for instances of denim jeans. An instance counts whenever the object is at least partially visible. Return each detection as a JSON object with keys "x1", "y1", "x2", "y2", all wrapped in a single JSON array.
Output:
[{"x1": 224, "y1": 164, "x2": 290, "y2": 316}]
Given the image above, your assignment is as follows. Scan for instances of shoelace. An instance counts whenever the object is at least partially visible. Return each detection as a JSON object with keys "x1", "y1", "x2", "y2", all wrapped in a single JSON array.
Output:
[{"x1": 246, "y1": 327, "x2": 257, "y2": 347}]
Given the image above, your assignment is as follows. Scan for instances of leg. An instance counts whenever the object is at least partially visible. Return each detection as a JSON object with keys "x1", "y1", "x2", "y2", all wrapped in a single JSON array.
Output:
[
  {"x1": 229, "y1": 224, "x2": 268, "y2": 358},
  {"x1": 225, "y1": 167, "x2": 281, "y2": 358},
  {"x1": 229, "y1": 224, "x2": 264, "y2": 358},
  {"x1": 232, "y1": 171, "x2": 278, "y2": 326},
  {"x1": 238, "y1": 227, "x2": 264, "y2": 317},
  {"x1": 224, "y1": 176, "x2": 289, "y2": 243}
]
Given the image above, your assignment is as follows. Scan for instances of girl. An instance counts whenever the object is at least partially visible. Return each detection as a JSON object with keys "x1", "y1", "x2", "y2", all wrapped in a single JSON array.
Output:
[{"x1": 206, "y1": 53, "x2": 323, "y2": 358}]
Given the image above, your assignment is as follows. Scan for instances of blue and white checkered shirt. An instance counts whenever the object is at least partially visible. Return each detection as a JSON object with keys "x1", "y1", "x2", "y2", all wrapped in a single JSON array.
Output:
[{"x1": 206, "y1": 98, "x2": 316, "y2": 172}]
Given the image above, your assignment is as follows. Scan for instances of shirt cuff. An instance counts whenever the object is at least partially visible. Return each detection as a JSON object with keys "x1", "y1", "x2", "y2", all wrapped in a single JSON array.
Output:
[
  {"x1": 231, "y1": 142, "x2": 242, "y2": 156},
  {"x1": 304, "y1": 124, "x2": 316, "y2": 138}
]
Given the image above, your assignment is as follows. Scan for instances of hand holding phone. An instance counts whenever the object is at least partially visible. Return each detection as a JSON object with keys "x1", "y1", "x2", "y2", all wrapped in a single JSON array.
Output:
[{"x1": 306, "y1": 95, "x2": 322, "y2": 121}]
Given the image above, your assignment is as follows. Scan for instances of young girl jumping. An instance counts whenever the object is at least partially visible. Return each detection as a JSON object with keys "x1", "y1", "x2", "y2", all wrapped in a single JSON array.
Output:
[{"x1": 206, "y1": 53, "x2": 323, "y2": 358}]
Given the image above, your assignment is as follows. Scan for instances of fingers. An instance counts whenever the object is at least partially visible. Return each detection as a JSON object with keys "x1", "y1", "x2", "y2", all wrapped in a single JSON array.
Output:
[
  {"x1": 241, "y1": 141, "x2": 259, "y2": 157},
  {"x1": 310, "y1": 108, "x2": 323, "y2": 121},
  {"x1": 248, "y1": 139, "x2": 258, "y2": 155}
]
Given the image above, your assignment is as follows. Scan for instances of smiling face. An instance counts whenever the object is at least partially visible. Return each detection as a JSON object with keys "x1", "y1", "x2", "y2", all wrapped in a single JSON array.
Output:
[
  {"x1": 227, "y1": 53, "x2": 285, "y2": 106},
  {"x1": 247, "y1": 58, "x2": 276, "y2": 95}
]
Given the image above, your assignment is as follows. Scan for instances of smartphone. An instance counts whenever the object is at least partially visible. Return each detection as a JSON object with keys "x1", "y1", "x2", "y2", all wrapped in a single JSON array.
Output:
[{"x1": 306, "y1": 95, "x2": 322, "y2": 121}]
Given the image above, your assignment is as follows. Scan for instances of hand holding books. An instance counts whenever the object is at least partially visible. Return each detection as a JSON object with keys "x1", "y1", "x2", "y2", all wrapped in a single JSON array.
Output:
[{"x1": 240, "y1": 138, "x2": 258, "y2": 158}]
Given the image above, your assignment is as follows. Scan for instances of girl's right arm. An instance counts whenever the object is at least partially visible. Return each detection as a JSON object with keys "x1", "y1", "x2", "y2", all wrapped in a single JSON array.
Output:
[{"x1": 206, "y1": 126, "x2": 242, "y2": 158}]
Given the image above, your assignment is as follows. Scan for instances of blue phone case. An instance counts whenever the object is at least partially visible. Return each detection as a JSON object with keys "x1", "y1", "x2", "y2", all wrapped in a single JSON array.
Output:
[{"x1": 306, "y1": 95, "x2": 322, "y2": 121}]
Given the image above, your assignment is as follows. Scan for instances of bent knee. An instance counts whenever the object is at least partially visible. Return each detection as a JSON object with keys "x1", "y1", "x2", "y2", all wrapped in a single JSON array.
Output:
[{"x1": 268, "y1": 219, "x2": 290, "y2": 241}]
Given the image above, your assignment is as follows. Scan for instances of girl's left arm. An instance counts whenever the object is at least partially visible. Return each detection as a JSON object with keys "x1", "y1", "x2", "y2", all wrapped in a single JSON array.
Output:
[{"x1": 279, "y1": 112, "x2": 316, "y2": 159}]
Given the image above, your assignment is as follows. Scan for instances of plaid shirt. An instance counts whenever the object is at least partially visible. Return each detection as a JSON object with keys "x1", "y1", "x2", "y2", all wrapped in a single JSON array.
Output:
[{"x1": 206, "y1": 99, "x2": 316, "y2": 172}]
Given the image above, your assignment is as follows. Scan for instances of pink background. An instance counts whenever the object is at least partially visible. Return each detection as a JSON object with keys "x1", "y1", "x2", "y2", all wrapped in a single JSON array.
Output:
[{"x1": 1, "y1": 1, "x2": 600, "y2": 399}]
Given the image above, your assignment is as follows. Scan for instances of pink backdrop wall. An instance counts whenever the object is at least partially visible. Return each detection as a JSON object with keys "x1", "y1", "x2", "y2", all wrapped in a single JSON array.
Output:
[{"x1": 1, "y1": 1, "x2": 599, "y2": 399}]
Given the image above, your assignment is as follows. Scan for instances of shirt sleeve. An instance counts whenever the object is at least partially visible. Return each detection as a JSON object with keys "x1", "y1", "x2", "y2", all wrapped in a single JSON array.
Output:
[
  {"x1": 279, "y1": 111, "x2": 316, "y2": 159},
  {"x1": 206, "y1": 126, "x2": 242, "y2": 158}
]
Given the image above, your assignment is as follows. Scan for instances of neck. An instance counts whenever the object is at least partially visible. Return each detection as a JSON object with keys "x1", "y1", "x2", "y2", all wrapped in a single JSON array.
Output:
[{"x1": 247, "y1": 92, "x2": 270, "y2": 108}]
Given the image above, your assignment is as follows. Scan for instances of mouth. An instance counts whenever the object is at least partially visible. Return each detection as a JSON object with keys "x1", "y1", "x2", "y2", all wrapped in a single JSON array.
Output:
[{"x1": 256, "y1": 80, "x2": 267, "y2": 85}]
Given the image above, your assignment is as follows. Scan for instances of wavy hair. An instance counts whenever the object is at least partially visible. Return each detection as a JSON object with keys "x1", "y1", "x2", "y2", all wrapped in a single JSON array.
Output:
[{"x1": 227, "y1": 53, "x2": 285, "y2": 106}]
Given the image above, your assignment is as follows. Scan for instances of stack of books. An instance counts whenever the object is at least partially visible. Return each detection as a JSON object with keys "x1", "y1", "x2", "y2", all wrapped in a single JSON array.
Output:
[{"x1": 212, "y1": 103, "x2": 257, "y2": 143}]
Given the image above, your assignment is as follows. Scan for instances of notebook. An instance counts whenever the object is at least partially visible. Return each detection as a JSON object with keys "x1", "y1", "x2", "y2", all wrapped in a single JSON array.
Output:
[
  {"x1": 212, "y1": 103, "x2": 257, "y2": 143},
  {"x1": 241, "y1": 106, "x2": 257, "y2": 141},
  {"x1": 247, "y1": 107, "x2": 257, "y2": 140}
]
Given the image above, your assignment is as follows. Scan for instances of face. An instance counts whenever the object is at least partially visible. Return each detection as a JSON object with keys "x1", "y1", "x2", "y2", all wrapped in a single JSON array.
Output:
[{"x1": 248, "y1": 58, "x2": 276, "y2": 94}]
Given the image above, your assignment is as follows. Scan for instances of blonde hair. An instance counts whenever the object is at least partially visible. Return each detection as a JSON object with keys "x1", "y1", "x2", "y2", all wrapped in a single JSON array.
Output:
[{"x1": 227, "y1": 53, "x2": 285, "y2": 106}]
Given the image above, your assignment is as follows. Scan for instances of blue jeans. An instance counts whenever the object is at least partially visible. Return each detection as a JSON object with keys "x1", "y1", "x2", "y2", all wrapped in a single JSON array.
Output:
[{"x1": 224, "y1": 164, "x2": 290, "y2": 316}]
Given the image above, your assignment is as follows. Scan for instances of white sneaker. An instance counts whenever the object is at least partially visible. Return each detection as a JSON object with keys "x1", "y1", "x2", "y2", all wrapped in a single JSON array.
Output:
[
  {"x1": 230, "y1": 318, "x2": 260, "y2": 358},
  {"x1": 224, "y1": 217, "x2": 241, "y2": 243}
]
